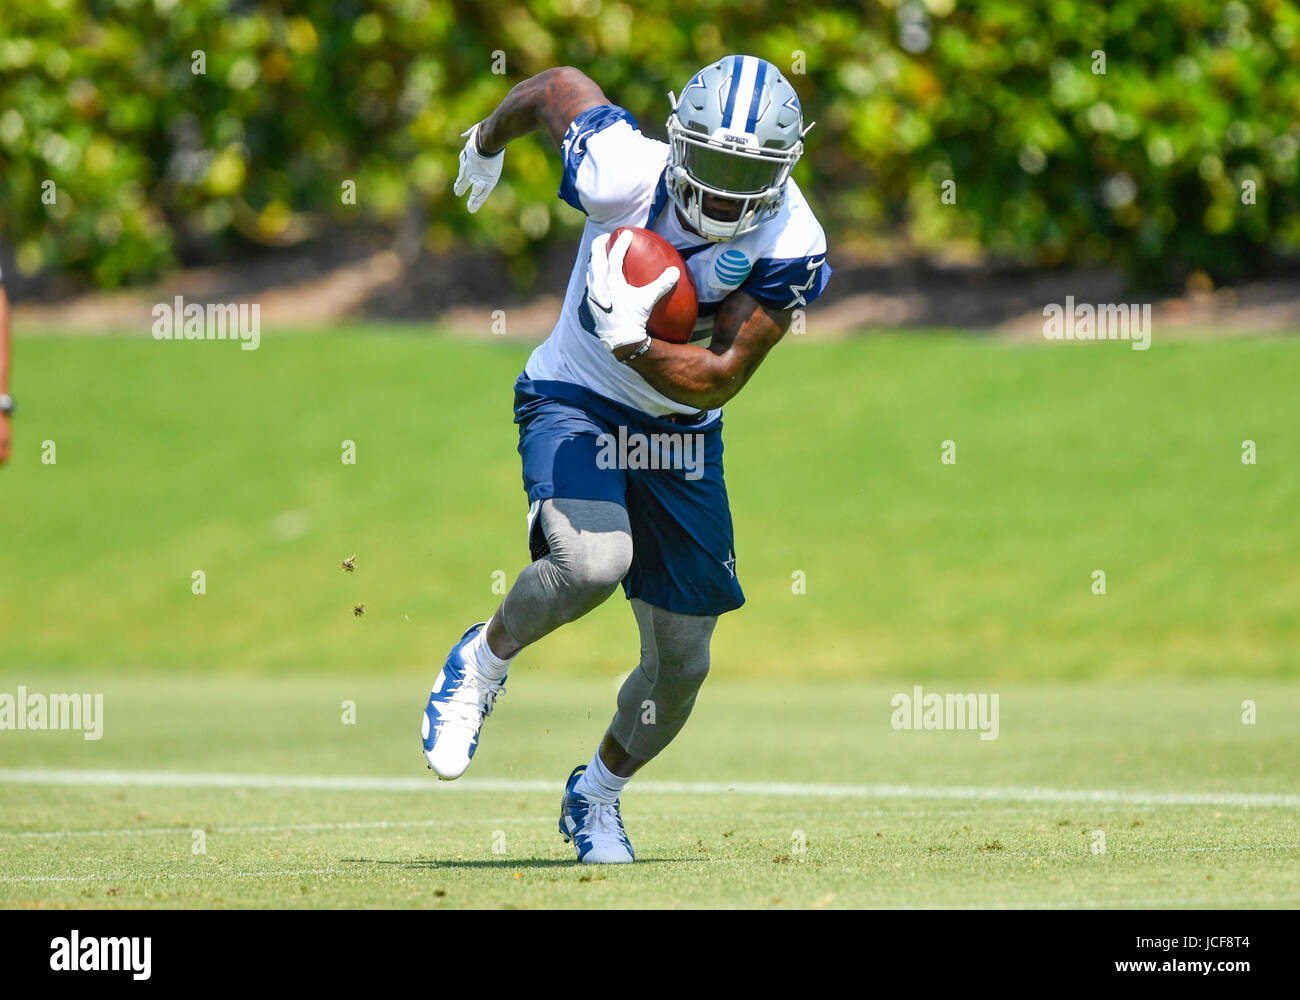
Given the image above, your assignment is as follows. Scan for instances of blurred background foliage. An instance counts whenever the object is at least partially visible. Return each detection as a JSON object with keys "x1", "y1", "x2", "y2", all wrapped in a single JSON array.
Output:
[{"x1": 1, "y1": 0, "x2": 1297, "y2": 291}]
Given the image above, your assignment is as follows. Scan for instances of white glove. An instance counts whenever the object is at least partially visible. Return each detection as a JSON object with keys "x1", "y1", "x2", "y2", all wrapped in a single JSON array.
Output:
[
  {"x1": 585, "y1": 230, "x2": 680, "y2": 353},
  {"x1": 453, "y1": 122, "x2": 503, "y2": 213}
]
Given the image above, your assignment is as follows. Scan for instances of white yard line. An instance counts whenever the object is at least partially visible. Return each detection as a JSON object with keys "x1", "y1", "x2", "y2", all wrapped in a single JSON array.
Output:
[
  {"x1": 0, "y1": 816, "x2": 555, "y2": 840},
  {"x1": 860, "y1": 804, "x2": 1167, "y2": 817},
  {"x1": 0, "y1": 804, "x2": 1231, "y2": 841},
  {"x1": 0, "y1": 868, "x2": 343, "y2": 885},
  {"x1": 1007, "y1": 843, "x2": 1300, "y2": 858},
  {"x1": 5, "y1": 768, "x2": 1291, "y2": 896},
  {"x1": 1, "y1": 767, "x2": 1295, "y2": 807}
]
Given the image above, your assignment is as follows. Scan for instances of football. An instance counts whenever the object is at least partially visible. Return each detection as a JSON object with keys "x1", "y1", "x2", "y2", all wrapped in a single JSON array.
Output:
[{"x1": 608, "y1": 226, "x2": 698, "y2": 343}]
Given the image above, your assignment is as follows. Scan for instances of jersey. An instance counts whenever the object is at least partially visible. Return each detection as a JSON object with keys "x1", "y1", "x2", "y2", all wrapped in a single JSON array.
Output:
[{"x1": 523, "y1": 104, "x2": 831, "y2": 418}]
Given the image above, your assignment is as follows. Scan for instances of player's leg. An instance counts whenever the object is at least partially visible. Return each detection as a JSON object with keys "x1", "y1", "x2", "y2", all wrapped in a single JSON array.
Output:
[
  {"x1": 559, "y1": 413, "x2": 740, "y2": 862},
  {"x1": 559, "y1": 601, "x2": 719, "y2": 862},
  {"x1": 602, "y1": 598, "x2": 717, "y2": 774},
  {"x1": 558, "y1": 599, "x2": 716, "y2": 861},
  {"x1": 422, "y1": 498, "x2": 631, "y2": 779},
  {"x1": 456, "y1": 495, "x2": 635, "y2": 690},
  {"x1": 422, "y1": 378, "x2": 632, "y2": 780},
  {"x1": 494, "y1": 497, "x2": 632, "y2": 652}
]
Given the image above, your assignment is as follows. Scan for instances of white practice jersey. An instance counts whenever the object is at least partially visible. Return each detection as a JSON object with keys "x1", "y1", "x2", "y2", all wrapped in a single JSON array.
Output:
[{"x1": 524, "y1": 104, "x2": 831, "y2": 418}]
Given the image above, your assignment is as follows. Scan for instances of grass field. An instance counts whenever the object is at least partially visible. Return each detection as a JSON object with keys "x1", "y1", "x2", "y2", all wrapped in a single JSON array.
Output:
[
  {"x1": 2, "y1": 675, "x2": 1298, "y2": 908},
  {"x1": 2, "y1": 328, "x2": 1298, "y2": 908}
]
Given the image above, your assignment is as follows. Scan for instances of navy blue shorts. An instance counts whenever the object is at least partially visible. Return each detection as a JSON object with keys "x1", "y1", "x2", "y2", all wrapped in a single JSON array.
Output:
[{"x1": 513, "y1": 375, "x2": 744, "y2": 617}]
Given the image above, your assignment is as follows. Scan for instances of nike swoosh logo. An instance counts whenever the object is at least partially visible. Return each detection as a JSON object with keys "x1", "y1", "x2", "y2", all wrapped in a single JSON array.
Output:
[{"x1": 589, "y1": 296, "x2": 614, "y2": 314}]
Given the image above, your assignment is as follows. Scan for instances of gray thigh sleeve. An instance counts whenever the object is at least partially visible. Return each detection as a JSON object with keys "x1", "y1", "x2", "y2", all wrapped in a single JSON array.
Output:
[
  {"x1": 608, "y1": 598, "x2": 717, "y2": 761},
  {"x1": 498, "y1": 498, "x2": 633, "y2": 647}
]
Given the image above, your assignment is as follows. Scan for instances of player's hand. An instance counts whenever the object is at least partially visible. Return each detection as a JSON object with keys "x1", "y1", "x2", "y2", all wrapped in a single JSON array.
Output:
[
  {"x1": 585, "y1": 230, "x2": 679, "y2": 353},
  {"x1": 453, "y1": 122, "x2": 503, "y2": 214}
]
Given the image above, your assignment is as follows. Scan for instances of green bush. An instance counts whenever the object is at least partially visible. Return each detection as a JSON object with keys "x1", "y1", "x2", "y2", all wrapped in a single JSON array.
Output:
[{"x1": 0, "y1": 0, "x2": 1296, "y2": 290}]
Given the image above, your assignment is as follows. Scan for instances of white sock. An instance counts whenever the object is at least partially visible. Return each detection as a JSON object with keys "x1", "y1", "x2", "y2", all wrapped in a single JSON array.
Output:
[
  {"x1": 574, "y1": 749, "x2": 630, "y2": 804},
  {"x1": 463, "y1": 627, "x2": 511, "y2": 682}
]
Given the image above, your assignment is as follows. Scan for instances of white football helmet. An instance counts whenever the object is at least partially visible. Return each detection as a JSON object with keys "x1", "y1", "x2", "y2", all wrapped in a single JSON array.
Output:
[{"x1": 665, "y1": 55, "x2": 810, "y2": 241}]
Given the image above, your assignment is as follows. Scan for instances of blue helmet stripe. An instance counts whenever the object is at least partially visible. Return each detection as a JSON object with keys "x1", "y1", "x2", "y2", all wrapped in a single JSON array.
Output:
[
  {"x1": 745, "y1": 59, "x2": 769, "y2": 133},
  {"x1": 719, "y1": 55, "x2": 744, "y2": 131}
]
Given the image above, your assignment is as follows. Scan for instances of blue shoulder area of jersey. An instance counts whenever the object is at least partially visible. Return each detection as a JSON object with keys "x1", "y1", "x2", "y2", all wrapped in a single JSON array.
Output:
[
  {"x1": 645, "y1": 168, "x2": 671, "y2": 229},
  {"x1": 742, "y1": 255, "x2": 832, "y2": 311},
  {"x1": 558, "y1": 104, "x2": 639, "y2": 214}
]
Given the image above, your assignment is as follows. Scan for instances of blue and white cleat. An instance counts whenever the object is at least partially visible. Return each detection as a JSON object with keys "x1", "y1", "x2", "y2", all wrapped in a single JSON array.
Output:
[
  {"x1": 558, "y1": 764, "x2": 635, "y2": 864},
  {"x1": 421, "y1": 622, "x2": 506, "y2": 780}
]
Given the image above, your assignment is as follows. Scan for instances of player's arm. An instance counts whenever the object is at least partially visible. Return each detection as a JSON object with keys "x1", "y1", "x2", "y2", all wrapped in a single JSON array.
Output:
[
  {"x1": 584, "y1": 231, "x2": 790, "y2": 410},
  {"x1": 453, "y1": 67, "x2": 608, "y2": 212},
  {"x1": 476, "y1": 67, "x2": 608, "y2": 153},
  {"x1": 621, "y1": 291, "x2": 791, "y2": 410}
]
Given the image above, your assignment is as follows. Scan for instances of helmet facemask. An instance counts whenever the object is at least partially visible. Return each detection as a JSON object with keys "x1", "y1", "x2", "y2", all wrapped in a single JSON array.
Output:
[{"x1": 664, "y1": 113, "x2": 802, "y2": 241}]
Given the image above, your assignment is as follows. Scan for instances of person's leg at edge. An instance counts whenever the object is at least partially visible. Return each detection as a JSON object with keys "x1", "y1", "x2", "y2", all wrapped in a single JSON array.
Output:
[
  {"x1": 461, "y1": 496, "x2": 633, "y2": 682},
  {"x1": 572, "y1": 598, "x2": 718, "y2": 803}
]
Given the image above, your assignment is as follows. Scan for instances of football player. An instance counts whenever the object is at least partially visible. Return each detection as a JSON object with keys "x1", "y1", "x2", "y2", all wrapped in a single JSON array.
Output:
[{"x1": 428, "y1": 56, "x2": 831, "y2": 863}]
